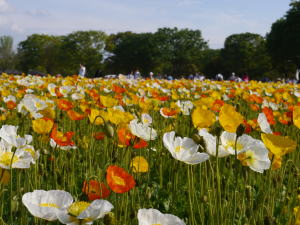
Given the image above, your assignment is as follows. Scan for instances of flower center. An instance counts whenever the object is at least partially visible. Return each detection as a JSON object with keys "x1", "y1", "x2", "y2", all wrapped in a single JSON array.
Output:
[
  {"x1": 68, "y1": 201, "x2": 90, "y2": 217},
  {"x1": 0, "y1": 152, "x2": 19, "y2": 166},
  {"x1": 39, "y1": 203, "x2": 59, "y2": 208},
  {"x1": 112, "y1": 174, "x2": 125, "y2": 186},
  {"x1": 175, "y1": 145, "x2": 185, "y2": 153},
  {"x1": 225, "y1": 141, "x2": 243, "y2": 151}
]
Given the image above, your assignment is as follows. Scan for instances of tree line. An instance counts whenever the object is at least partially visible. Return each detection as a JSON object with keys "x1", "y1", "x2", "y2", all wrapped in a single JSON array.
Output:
[{"x1": 0, "y1": 0, "x2": 299, "y2": 80}]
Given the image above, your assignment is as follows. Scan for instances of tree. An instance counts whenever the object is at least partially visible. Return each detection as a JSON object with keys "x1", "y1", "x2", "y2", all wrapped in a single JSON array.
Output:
[
  {"x1": 266, "y1": 1, "x2": 300, "y2": 77},
  {"x1": 222, "y1": 33, "x2": 271, "y2": 79},
  {"x1": 201, "y1": 49, "x2": 224, "y2": 78},
  {"x1": 59, "y1": 30, "x2": 107, "y2": 76},
  {"x1": 153, "y1": 27, "x2": 208, "y2": 76},
  {"x1": 17, "y1": 34, "x2": 61, "y2": 74},
  {"x1": 0, "y1": 35, "x2": 15, "y2": 71},
  {"x1": 104, "y1": 32, "x2": 158, "y2": 75}
]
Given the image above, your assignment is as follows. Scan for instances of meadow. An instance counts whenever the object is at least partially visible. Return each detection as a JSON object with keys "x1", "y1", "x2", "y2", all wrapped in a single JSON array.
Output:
[{"x1": 0, "y1": 73, "x2": 299, "y2": 225}]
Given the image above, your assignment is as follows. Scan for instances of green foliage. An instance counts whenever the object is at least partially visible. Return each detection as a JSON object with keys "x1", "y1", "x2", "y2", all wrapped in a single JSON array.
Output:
[
  {"x1": 0, "y1": 36, "x2": 15, "y2": 71},
  {"x1": 222, "y1": 33, "x2": 271, "y2": 79},
  {"x1": 266, "y1": 0, "x2": 300, "y2": 78}
]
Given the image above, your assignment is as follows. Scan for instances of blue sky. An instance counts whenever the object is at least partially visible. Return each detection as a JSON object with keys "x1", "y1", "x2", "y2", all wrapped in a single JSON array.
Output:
[{"x1": 0, "y1": 0, "x2": 292, "y2": 48}]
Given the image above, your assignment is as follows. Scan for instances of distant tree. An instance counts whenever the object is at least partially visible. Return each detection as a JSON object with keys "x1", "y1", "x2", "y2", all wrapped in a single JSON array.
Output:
[
  {"x1": 17, "y1": 34, "x2": 61, "y2": 74},
  {"x1": 59, "y1": 30, "x2": 107, "y2": 76},
  {"x1": 266, "y1": 0, "x2": 300, "y2": 78},
  {"x1": 222, "y1": 32, "x2": 271, "y2": 79},
  {"x1": 201, "y1": 49, "x2": 224, "y2": 78},
  {"x1": 0, "y1": 35, "x2": 15, "y2": 71},
  {"x1": 153, "y1": 27, "x2": 208, "y2": 76},
  {"x1": 104, "y1": 32, "x2": 158, "y2": 75}
]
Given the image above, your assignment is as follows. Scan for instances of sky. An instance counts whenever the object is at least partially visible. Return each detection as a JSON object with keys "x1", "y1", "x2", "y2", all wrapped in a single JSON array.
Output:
[{"x1": 0, "y1": 0, "x2": 292, "y2": 49}]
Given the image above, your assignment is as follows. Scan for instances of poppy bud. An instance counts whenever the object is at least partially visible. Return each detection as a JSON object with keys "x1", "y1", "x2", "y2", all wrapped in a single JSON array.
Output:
[
  {"x1": 236, "y1": 124, "x2": 245, "y2": 138},
  {"x1": 104, "y1": 123, "x2": 114, "y2": 138}
]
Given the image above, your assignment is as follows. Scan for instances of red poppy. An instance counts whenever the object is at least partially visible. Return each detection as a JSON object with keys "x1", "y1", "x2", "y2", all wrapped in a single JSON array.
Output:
[
  {"x1": 106, "y1": 165, "x2": 136, "y2": 193},
  {"x1": 57, "y1": 99, "x2": 73, "y2": 111},
  {"x1": 50, "y1": 125, "x2": 74, "y2": 146},
  {"x1": 117, "y1": 128, "x2": 134, "y2": 146},
  {"x1": 133, "y1": 138, "x2": 148, "y2": 149},
  {"x1": 82, "y1": 180, "x2": 110, "y2": 200},
  {"x1": 67, "y1": 110, "x2": 85, "y2": 120}
]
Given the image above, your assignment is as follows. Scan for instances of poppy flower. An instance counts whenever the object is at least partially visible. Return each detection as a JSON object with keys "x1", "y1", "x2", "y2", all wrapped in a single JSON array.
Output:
[
  {"x1": 6, "y1": 101, "x2": 17, "y2": 110},
  {"x1": 57, "y1": 99, "x2": 73, "y2": 111},
  {"x1": 192, "y1": 107, "x2": 216, "y2": 129},
  {"x1": 261, "y1": 133, "x2": 296, "y2": 157},
  {"x1": 82, "y1": 180, "x2": 110, "y2": 200},
  {"x1": 160, "y1": 107, "x2": 178, "y2": 118},
  {"x1": 93, "y1": 132, "x2": 106, "y2": 140},
  {"x1": 106, "y1": 165, "x2": 136, "y2": 193},
  {"x1": 50, "y1": 125, "x2": 74, "y2": 147},
  {"x1": 219, "y1": 104, "x2": 244, "y2": 133},
  {"x1": 293, "y1": 106, "x2": 300, "y2": 129},
  {"x1": 112, "y1": 84, "x2": 126, "y2": 94},
  {"x1": 32, "y1": 118, "x2": 54, "y2": 134},
  {"x1": 67, "y1": 110, "x2": 85, "y2": 121}
]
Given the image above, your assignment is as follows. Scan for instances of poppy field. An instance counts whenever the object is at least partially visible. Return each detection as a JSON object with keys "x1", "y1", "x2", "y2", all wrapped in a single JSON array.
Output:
[{"x1": 0, "y1": 73, "x2": 299, "y2": 225}]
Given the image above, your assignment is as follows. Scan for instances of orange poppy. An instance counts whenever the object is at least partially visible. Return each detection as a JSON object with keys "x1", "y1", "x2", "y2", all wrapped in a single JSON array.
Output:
[
  {"x1": 211, "y1": 99, "x2": 224, "y2": 112},
  {"x1": 57, "y1": 99, "x2": 73, "y2": 111},
  {"x1": 112, "y1": 84, "x2": 126, "y2": 94},
  {"x1": 262, "y1": 107, "x2": 276, "y2": 125},
  {"x1": 133, "y1": 138, "x2": 148, "y2": 149},
  {"x1": 93, "y1": 132, "x2": 106, "y2": 140},
  {"x1": 160, "y1": 107, "x2": 178, "y2": 117},
  {"x1": 117, "y1": 128, "x2": 133, "y2": 146},
  {"x1": 67, "y1": 110, "x2": 85, "y2": 120},
  {"x1": 106, "y1": 165, "x2": 136, "y2": 193},
  {"x1": 54, "y1": 87, "x2": 64, "y2": 97},
  {"x1": 82, "y1": 180, "x2": 110, "y2": 200},
  {"x1": 50, "y1": 125, "x2": 74, "y2": 146},
  {"x1": 6, "y1": 101, "x2": 17, "y2": 110}
]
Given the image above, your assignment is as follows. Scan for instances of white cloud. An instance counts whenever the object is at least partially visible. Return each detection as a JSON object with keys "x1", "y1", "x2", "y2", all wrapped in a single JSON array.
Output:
[{"x1": 0, "y1": 0, "x2": 11, "y2": 12}]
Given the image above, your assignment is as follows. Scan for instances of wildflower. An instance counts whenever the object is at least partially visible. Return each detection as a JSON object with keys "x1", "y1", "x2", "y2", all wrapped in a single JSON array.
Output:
[
  {"x1": 198, "y1": 129, "x2": 230, "y2": 157},
  {"x1": 137, "y1": 208, "x2": 186, "y2": 225},
  {"x1": 293, "y1": 106, "x2": 300, "y2": 129},
  {"x1": 163, "y1": 131, "x2": 209, "y2": 164},
  {"x1": 106, "y1": 165, "x2": 136, "y2": 193},
  {"x1": 32, "y1": 118, "x2": 54, "y2": 134},
  {"x1": 88, "y1": 108, "x2": 107, "y2": 125},
  {"x1": 160, "y1": 107, "x2": 178, "y2": 118},
  {"x1": 67, "y1": 110, "x2": 85, "y2": 121},
  {"x1": 141, "y1": 113, "x2": 153, "y2": 125},
  {"x1": 129, "y1": 119, "x2": 157, "y2": 141},
  {"x1": 22, "y1": 190, "x2": 73, "y2": 221},
  {"x1": 130, "y1": 156, "x2": 149, "y2": 173},
  {"x1": 50, "y1": 125, "x2": 75, "y2": 149},
  {"x1": 57, "y1": 99, "x2": 73, "y2": 111},
  {"x1": 192, "y1": 107, "x2": 216, "y2": 129},
  {"x1": 261, "y1": 133, "x2": 296, "y2": 157},
  {"x1": 220, "y1": 131, "x2": 255, "y2": 155},
  {"x1": 257, "y1": 113, "x2": 272, "y2": 134},
  {"x1": 219, "y1": 104, "x2": 244, "y2": 133},
  {"x1": 82, "y1": 180, "x2": 110, "y2": 200},
  {"x1": 237, "y1": 140, "x2": 271, "y2": 173}
]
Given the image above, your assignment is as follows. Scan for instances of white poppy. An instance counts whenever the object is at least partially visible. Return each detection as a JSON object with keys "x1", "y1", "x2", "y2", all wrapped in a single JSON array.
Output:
[
  {"x1": 176, "y1": 100, "x2": 194, "y2": 115},
  {"x1": 0, "y1": 148, "x2": 33, "y2": 169},
  {"x1": 163, "y1": 131, "x2": 209, "y2": 164},
  {"x1": 129, "y1": 119, "x2": 157, "y2": 141},
  {"x1": 22, "y1": 190, "x2": 73, "y2": 221},
  {"x1": 257, "y1": 113, "x2": 272, "y2": 134},
  {"x1": 220, "y1": 131, "x2": 254, "y2": 155},
  {"x1": 57, "y1": 199, "x2": 114, "y2": 225},
  {"x1": 238, "y1": 140, "x2": 271, "y2": 173},
  {"x1": 137, "y1": 208, "x2": 186, "y2": 225},
  {"x1": 48, "y1": 83, "x2": 57, "y2": 96},
  {"x1": 141, "y1": 113, "x2": 152, "y2": 125},
  {"x1": 198, "y1": 129, "x2": 229, "y2": 158}
]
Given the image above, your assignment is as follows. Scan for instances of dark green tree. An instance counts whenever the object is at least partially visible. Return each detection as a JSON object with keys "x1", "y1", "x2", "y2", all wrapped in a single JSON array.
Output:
[
  {"x1": 104, "y1": 32, "x2": 158, "y2": 75},
  {"x1": 0, "y1": 35, "x2": 16, "y2": 71},
  {"x1": 222, "y1": 32, "x2": 271, "y2": 79},
  {"x1": 59, "y1": 30, "x2": 107, "y2": 76},
  {"x1": 17, "y1": 34, "x2": 61, "y2": 74},
  {"x1": 153, "y1": 27, "x2": 208, "y2": 76},
  {"x1": 266, "y1": 0, "x2": 300, "y2": 78}
]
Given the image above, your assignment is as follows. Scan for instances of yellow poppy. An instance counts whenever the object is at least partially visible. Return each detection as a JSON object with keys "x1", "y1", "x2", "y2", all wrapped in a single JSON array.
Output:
[
  {"x1": 130, "y1": 156, "x2": 149, "y2": 173},
  {"x1": 261, "y1": 133, "x2": 297, "y2": 156},
  {"x1": 219, "y1": 104, "x2": 244, "y2": 133},
  {"x1": 293, "y1": 106, "x2": 300, "y2": 129},
  {"x1": 192, "y1": 107, "x2": 216, "y2": 129}
]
